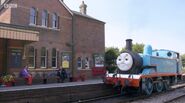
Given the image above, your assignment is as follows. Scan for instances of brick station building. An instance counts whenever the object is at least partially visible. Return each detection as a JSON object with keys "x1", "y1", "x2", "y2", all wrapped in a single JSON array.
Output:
[
  {"x1": 0, "y1": 0, "x2": 105, "y2": 81},
  {"x1": 0, "y1": 23, "x2": 39, "y2": 75}
]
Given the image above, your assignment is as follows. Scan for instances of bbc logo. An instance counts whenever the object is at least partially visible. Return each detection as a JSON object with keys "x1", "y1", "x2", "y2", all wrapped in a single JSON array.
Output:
[{"x1": 4, "y1": 3, "x2": 17, "y2": 8}]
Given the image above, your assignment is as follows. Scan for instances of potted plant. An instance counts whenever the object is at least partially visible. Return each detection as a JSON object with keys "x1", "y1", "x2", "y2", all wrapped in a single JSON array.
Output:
[
  {"x1": 79, "y1": 74, "x2": 86, "y2": 81},
  {"x1": 1, "y1": 74, "x2": 15, "y2": 87}
]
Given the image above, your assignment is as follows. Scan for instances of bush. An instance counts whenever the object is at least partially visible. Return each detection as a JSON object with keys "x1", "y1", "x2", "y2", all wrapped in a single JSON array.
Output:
[
  {"x1": 1, "y1": 75, "x2": 15, "y2": 83},
  {"x1": 106, "y1": 66, "x2": 117, "y2": 73}
]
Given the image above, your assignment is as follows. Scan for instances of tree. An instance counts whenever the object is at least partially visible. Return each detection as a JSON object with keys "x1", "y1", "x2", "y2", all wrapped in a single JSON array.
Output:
[
  {"x1": 132, "y1": 43, "x2": 144, "y2": 53},
  {"x1": 121, "y1": 43, "x2": 144, "y2": 53},
  {"x1": 105, "y1": 47, "x2": 119, "y2": 73},
  {"x1": 105, "y1": 47, "x2": 119, "y2": 66},
  {"x1": 181, "y1": 54, "x2": 185, "y2": 68}
]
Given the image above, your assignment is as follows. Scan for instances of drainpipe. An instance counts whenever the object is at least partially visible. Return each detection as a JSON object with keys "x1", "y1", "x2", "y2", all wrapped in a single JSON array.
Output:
[
  {"x1": 71, "y1": 15, "x2": 75, "y2": 79},
  {"x1": 3, "y1": 39, "x2": 8, "y2": 75}
]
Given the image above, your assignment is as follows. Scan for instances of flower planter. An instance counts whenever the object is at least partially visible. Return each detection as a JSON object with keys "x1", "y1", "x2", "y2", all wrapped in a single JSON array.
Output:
[
  {"x1": 1, "y1": 74, "x2": 15, "y2": 87},
  {"x1": 5, "y1": 82, "x2": 12, "y2": 87},
  {"x1": 79, "y1": 74, "x2": 86, "y2": 81}
]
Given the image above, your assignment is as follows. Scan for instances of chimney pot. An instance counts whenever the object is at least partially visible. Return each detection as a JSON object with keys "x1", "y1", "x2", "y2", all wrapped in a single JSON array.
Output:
[
  {"x1": 126, "y1": 39, "x2": 133, "y2": 51},
  {"x1": 79, "y1": 1, "x2": 87, "y2": 15}
]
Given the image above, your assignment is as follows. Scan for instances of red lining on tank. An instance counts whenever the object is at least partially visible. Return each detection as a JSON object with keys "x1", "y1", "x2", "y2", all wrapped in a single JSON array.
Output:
[{"x1": 105, "y1": 73, "x2": 180, "y2": 88}]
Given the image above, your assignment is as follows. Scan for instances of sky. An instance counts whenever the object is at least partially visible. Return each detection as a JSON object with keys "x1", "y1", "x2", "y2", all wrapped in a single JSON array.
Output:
[{"x1": 64, "y1": 0, "x2": 185, "y2": 54}]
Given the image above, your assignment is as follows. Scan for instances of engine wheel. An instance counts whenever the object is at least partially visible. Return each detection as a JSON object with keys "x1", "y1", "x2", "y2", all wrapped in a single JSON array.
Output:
[
  {"x1": 163, "y1": 79, "x2": 170, "y2": 91},
  {"x1": 143, "y1": 78, "x2": 153, "y2": 95},
  {"x1": 154, "y1": 80, "x2": 163, "y2": 92}
]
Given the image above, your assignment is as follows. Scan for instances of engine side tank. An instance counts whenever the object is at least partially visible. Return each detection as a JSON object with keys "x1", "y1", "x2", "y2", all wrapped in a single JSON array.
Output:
[{"x1": 142, "y1": 45, "x2": 182, "y2": 74}]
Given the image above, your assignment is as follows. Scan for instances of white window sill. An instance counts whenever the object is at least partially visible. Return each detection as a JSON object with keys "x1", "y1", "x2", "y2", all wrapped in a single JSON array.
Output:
[
  {"x1": 41, "y1": 25, "x2": 48, "y2": 28},
  {"x1": 52, "y1": 27, "x2": 58, "y2": 29},
  {"x1": 29, "y1": 24, "x2": 60, "y2": 31},
  {"x1": 29, "y1": 23, "x2": 36, "y2": 26},
  {"x1": 28, "y1": 67, "x2": 35, "y2": 69},
  {"x1": 78, "y1": 68, "x2": 91, "y2": 70},
  {"x1": 50, "y1": 27, "x2": 60, "y2": 31}
]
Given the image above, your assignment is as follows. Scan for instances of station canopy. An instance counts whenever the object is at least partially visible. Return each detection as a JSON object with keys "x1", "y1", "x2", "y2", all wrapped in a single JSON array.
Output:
[{"x1": 0, "y1": 25, "x2": 39, "y2": 41}]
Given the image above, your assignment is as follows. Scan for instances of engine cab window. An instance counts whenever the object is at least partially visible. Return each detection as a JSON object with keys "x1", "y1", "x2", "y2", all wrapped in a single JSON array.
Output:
[
  {"x1": 156, "y1": 52, "x2": 159, "y2": 56},
  {"x1": 167, "y1": 52, "x2": 172, "y2": 57}
]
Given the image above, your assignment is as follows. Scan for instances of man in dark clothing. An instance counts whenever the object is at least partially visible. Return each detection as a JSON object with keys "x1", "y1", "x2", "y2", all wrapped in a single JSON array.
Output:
[{"x1": 57, "y1": 68, "x2": 67, "y2": 83}]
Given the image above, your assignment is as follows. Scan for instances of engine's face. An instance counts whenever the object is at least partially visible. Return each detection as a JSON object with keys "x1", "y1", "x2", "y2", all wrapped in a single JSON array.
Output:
[{"x1": 116, "y1": 53, "x2": 133, "y2": 71}]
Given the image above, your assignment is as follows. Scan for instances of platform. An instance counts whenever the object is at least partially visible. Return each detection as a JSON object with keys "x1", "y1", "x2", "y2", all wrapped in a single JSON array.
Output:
[
  {"x1": 0, "y1": 79, "x2": 102, "y2": 92},
  {"x1": 0, "y1": 79, "x2": 114, "y2": 103}
]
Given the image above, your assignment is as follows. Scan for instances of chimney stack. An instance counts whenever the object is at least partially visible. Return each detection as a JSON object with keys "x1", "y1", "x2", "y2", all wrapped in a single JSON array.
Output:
[
  {"x1": 79, "y1": 1, "x2": 87, "y2": 15},
  {"x1": 126, "y1": 39, "x2": 133, "y2": 51}
]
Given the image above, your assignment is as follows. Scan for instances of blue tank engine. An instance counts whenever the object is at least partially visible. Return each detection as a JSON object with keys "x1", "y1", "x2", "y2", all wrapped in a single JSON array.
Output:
[{"x1": 105, "y1": 39, "x2": 183, "y2": 95}]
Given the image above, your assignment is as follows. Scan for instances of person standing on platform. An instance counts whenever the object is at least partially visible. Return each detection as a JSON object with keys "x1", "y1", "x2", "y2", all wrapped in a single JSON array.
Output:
[
  {"x1": 57, "y1": 68, "x2": 62, "y2": 83},
  {"x1": 61, "y1": 68, "x2": 67, "y2": 82},
  {"x1": 20, "y1": 66, "x2": 32, "y2": 85},
  {"x1": 57, "y1": 68, "x2": 67, "y2": 83}
]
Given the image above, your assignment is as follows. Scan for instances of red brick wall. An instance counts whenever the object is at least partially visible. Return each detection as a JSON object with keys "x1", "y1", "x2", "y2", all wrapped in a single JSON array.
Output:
[
  {"x1": 73, "y1": 15, "x2": 105, "y2": 78},
  {"x1": 10, "y1": 0, "x2": 72, "y2": 26},
  {"x1": 0, "y1": 8, "x2": 11, "y2": 23},
  {"x1": 4, "y1": 0, "x2": 73, "y2": 69}
]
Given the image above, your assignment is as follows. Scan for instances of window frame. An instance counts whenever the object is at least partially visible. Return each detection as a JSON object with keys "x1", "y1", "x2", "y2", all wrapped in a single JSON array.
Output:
[
  {"x1": 51, "y1": 48, "x2": 57, "y2": 68},
  {"x1": 41, "y1": 10, "x2": 48, "y2": 27},
  {"x1": 77, "y1": 57, "x2": 82, "y2": 69},
  {"x1": 28, "y1": 46, "x2": 35, "y2": 69},
  {"x1": 52, "y1": 13, "x2": 58, "y2": 29},
  {"x1": 84, "y1": 57, "x2": 90, "y2": 69},
  {"x1": 29, "y1": 7, "x2": 37, "y2": 25},
  {"x1": 40, "y1": 47, "x2": 47, "y2": 68}
]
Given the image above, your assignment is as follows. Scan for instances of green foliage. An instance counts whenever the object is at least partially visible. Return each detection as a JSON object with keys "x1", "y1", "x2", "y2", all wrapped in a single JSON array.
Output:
[
  {"x1": 121, "y1": 43, "x2": 144, "y2": 53},
  {"x1": 106, "y1": 66, "x2": 117, "y2": 73},
  {"x1": 132, "y1": 43, "x2": 144, "y2": 53},
  {"x1": 1, "y1": 75, "x2": 15, "y2": 83},
  {"x1": 181, "y1": 54, "x2": 185, "y2": 67},
  {"x1": 120, "y1": 48, "x2": 125, "y2": 53},
  {"x1": 105, "y1": 47, "x2": 119, "y2": 66}
]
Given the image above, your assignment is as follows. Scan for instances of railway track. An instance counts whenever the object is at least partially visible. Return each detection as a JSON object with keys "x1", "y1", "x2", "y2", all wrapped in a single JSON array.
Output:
[
  {"x1": 163, "y1": 84, "x2": 185, "y2": 103},
  {"x1": 164, "y1": 94, "x2": 185, "y2": 103},
  {"x1": 72, "y1": 83, "x2": 185, "y2": 103},
  {"x1": 72, "y1": 94, "x2": 122, "y2": 103},
  {"x1": 129, "y1": 83, "x2": 185, "y2": 103}
]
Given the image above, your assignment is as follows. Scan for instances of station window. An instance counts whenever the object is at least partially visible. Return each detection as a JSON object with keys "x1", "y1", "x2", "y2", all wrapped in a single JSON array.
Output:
[
  {"x1": 51, "y1": 48, "x2": 57, "y2": 68},
  {"x1": 30, "y1": 7, "x2": 37, "y2": 25},
  {"x1": 94, "y1": 54, "x2": 104, "y2": 67},
  {"x1": 28, "y1": 46, "x2": 35, "y2": 68},
  {"x1": 84, "y1": 57, "x2": 90, "y2": 69},
  {"x1": 42, "y1": 10, "x2": 48, "y2": 27},
  {"x1": 9, "y1": 49, "x2": 22, "y2": 68},
  {"x1": 52, "y1": 13, "x2": 59, "y2": 29},
  {"x1": 40, "y1": 47, "x2": 47, "y2": 68},
  {"x1": 77, "y1": 57, "x2": 82, "y2": 69}
]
